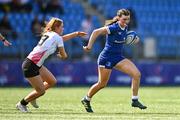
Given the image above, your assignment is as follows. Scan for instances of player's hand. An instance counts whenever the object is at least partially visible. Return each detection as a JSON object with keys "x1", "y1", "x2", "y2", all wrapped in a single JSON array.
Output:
[
  {"x1": 3, "y1": 40, "x2": 12, "y2": 46},
  {"x1": 83, "y1": 46, "x2": 91, "y2": 52},
  {"x1": 57, "y1": 53, "x2": 67, "y2": 60},
  {"x1": 76, "y1": 32, "x2": 87, "y2": 37}
]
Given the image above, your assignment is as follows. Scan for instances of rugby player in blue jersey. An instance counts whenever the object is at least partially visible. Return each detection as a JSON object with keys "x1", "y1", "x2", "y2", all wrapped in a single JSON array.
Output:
[{"x1": 81, "y1": 9, "x2": 147, "y2": 113}]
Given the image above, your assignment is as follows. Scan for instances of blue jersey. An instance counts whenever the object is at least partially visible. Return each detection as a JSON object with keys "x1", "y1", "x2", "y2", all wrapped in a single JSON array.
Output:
[
  {"x1": 104, "y1": 22, "x2": 128, "y2": 54},
  {"x1": 97, "y1": 22, "x2": 128, "y2": 69}
]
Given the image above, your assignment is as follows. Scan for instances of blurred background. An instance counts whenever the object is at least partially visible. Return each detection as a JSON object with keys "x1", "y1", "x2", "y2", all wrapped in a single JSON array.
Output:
[{"x1": 0, "y1": 0, "x2": 180, "y2": 86}]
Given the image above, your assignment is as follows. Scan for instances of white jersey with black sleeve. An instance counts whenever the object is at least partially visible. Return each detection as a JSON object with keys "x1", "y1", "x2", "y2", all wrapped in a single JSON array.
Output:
[{"x1": 27, "y1": 31, "x2": 64, "y2": 67}]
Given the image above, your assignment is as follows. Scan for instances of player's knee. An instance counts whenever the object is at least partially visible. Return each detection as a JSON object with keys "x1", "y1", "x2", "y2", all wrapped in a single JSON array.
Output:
[
  {"x1": 49, "y1": 79, "x2": 57, "y2": 87},
  {"x1": 37, "y1": 88, "x2": 45, "y2": 96},
  {"x1": 133, "y1": 71, "x2": 141, "y2": 80}
]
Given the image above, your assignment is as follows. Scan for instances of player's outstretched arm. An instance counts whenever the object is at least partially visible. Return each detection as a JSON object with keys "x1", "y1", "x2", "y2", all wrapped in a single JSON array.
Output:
[
  {"x1": 0, "y1": 33, "x2": 12, "y2": 46},
  {"x1": 83, "y1": 27, "x2": 108, "y2": 52},
  {"x1": 62, "y1": 31, "x2": 87, "y2": 42}
]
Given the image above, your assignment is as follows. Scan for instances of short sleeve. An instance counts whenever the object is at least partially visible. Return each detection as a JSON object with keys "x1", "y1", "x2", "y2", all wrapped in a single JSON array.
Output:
[
  {"x1": 55, "y1": 35, "x2": 64, "y2": 47},
  {"x1": 106, "y1": 24, "x2": 117, "y2": 34}
]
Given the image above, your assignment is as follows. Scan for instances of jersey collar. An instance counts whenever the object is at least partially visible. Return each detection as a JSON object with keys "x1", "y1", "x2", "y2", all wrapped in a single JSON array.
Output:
[{"x1": 117, "y1": 22, "x2": 126, "y2": 30}]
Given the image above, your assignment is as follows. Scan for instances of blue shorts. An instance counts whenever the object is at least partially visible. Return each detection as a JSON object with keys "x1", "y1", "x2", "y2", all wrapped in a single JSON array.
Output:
[{"x1": 97, "y1": 51, "x2": 125, "y2": 69}]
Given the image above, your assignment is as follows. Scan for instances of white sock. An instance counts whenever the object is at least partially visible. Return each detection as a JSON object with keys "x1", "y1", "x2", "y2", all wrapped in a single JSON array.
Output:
[
  {"x1": 132, "y1": 96, "x2": 139, "y2": 100},
  {"x1": 85, "y1": 96, "x2": 91, "y2": 101}
]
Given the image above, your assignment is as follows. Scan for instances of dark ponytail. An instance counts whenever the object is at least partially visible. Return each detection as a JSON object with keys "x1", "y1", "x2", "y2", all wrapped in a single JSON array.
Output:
[
  {"x1": 105, "y1": 16, "x2": 119, "y2": 26},
  {"x1": 105, "y1": 9, "x2": 130, "y2": 26}
]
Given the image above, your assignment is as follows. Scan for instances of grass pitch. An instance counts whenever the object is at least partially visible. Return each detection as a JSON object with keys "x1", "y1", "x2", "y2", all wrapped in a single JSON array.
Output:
[{"x1": 0, "y1": 87, "x2": 180, "y2": 120}]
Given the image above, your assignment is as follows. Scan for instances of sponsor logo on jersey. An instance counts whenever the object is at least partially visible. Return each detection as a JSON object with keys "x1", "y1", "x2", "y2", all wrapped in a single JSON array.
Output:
[
  {"x1": 114, "y1": 40, "x2": 125, "y2": 44},
  {"x1": 106, "y1": 62, "x2": 111, "y2": 67}
]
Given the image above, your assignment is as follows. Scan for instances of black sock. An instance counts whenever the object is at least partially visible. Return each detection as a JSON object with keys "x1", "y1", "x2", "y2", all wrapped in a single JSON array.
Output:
[
  {"x1": 20, "y1": 98, "x2": 28, "y2": 106},
  {"x1": 132, "y1": 99, "x2": 138, "y2": 102}
]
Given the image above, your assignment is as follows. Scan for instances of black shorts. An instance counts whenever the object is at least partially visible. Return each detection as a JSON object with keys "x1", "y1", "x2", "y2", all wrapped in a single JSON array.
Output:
[{"x1": 22, "y1": 58, "x2": 41, "y2": 78}]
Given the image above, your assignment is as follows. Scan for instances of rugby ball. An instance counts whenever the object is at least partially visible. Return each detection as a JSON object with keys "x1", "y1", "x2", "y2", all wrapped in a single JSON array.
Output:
[{"x1": 125, "y1": 31, "x2": 139, "y2": 45}]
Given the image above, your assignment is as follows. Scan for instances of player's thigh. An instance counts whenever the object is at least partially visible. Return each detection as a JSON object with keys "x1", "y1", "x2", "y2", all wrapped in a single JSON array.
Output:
[
  {"x1": 114, "y1": 59, "x2": 140, "y2": 77},
  {"x1": 39, "y1": 66, "x2": 57, "y2": 85},
  {"x1": 98, "y1": 66, "x2": 112, "y2": 85},
  {"x1": 27, "y1": 75, "x2": 45, "y2": 92}
]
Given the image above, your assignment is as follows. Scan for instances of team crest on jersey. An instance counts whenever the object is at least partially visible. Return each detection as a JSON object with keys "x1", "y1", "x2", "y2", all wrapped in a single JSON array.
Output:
[{"x1": 106, "y1": 62, "x2": 111, "y2": 67}]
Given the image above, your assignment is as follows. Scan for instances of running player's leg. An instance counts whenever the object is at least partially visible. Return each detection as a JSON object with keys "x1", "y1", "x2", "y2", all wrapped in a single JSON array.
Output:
[
  {"x1": 16, "y1": 76, "x2": 45, "y2": 112},
  {"x1": 81, "y1": 67, "x2": 112, "y2": 112},
  {"x1": 114, "y1": 59, "x2": 147, "y2": 109},
  {"x1": 24, "y1": 76, "x2": 45, "y2": 101},
  {"x1": 40, "y1": 66, "x2": 57, "y2": 89},
  {"x1": 30, "y1": 66, "x2": 57, "y2": 108},
  {"x1": 87, "y1": 67, "x2": 112, "y2": 97}
]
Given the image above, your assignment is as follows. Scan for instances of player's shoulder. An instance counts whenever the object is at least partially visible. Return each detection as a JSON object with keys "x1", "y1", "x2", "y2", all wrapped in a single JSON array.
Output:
[
  {"x1": 47, "y1": 31, "x2": 62, "y2": 39},
  {"x1": 45, "y1": 31, "x2": 57, "y2": 36},
  {"x1": 108, "y1": 22, "x2": 119, "y2": 29},
  {"x1": 52, "y1": 32, "x2": 63, "y2": 42}
]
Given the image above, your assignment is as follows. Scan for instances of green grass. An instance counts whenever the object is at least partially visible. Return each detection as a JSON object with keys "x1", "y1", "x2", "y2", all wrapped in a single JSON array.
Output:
[{"x1": 1, "y1": 87, "x2": 180, "y2": 120}]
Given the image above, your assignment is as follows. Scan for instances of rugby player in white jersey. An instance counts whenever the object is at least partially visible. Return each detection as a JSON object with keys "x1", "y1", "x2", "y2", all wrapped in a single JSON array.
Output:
[{"x1": 16, "y1": 17, "x2": 87, "y2": 112}]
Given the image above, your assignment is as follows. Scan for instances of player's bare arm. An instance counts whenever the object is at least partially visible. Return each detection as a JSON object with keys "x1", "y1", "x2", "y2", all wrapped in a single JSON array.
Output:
[
  {"x1": 57, "y1": 47, "x2": 68, "y2": 59},
  {"x1": 83, "y1": 27, "x2": 108, "y2": 52},
  {"x1": 62, "y1": 31, "x2": 87, "y2": 42},
  {"x1": 0, "y1": 33, "x2": 12, "y2": 46}
]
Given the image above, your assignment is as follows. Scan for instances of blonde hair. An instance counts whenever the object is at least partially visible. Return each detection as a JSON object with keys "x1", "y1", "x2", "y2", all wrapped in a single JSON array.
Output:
[
  {"x1": 105, "y1": 9, "x2": 130, "y2": 26},
  {"x1": 42, "y1": 17, "x2": 63, "y2": 34}
]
